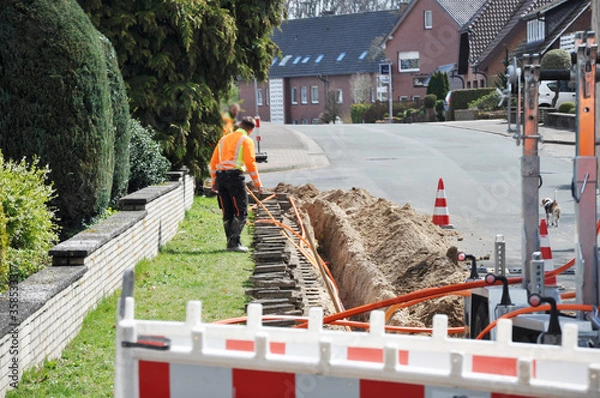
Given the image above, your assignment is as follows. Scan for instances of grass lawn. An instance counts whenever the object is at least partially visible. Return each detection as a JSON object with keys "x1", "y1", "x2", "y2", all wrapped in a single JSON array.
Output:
[{"x1": 7, "y1": 196, "x2": 255, "y2": 397}]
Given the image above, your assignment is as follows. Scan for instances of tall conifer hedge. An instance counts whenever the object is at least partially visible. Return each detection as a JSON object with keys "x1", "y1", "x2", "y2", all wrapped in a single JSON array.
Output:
[{"x1": 0, "y1": 0, "x2": 131, "y2": 235}]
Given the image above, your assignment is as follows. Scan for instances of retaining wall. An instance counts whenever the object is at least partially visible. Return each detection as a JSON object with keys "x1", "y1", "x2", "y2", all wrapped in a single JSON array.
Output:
[{"x1": 0, "y1": 171, "x2": 194, "y2": 397}]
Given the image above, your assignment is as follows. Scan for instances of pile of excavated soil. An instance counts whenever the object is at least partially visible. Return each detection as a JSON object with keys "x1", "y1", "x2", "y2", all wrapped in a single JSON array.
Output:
[{"x1": 273, "y1": 183, "x2": 468, "y2": 328}]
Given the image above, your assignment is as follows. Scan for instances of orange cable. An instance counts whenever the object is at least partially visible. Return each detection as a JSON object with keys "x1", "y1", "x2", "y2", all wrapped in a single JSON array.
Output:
[{"x1": 475, "y1": 303, "x2": 594, "y2": 340}]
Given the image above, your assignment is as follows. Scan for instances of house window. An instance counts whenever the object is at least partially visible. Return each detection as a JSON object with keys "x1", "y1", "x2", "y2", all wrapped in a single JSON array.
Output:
[
  {"x1": 301, "y1": 86, "x2": 307, "y2": 104},
  {"x1": 370, "y1": 88, "x2": 375, "y2": 103},
  {"x1": 291, "y1": 87, "x2": 298, "y2": 105},
  {"x1": 335, "y1": 89, "x2": 343, "y2": 104},
  {"x1": 473, "y1": 80, "x2": 478, "y2": 88},
  {"x1": 266, "y1": 89, "x2": 270, "y2": 106},
  {"x1": 398, "y1": 51, "x2": 419, "y2": 72},
  {"x1": 257, "y1": 88, "x2": 263, "y2": 106},
  {"x1": 467, "y1": 81, "x2": 471, "y2": 88},
  {"x1": 424, "y1": 10, "x2": 432, "y2": 29},
  {"x1": 311, "y1": 86, "x2": 319, "y2": 104},
  {"x1": 527, "y1": 18, "x2": 545, "y2": 43},
  {"x1": 480, "y1": 79, "x2": 485, "y2": 88},
  {"x1": 399, "y1": 96, "x2": 408, "y2": 101}
]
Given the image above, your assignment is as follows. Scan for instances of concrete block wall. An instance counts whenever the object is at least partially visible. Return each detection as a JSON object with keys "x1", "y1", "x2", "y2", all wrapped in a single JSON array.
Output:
[{"x1": 0, "y1": 172, "x2": 194, "y2": 397}]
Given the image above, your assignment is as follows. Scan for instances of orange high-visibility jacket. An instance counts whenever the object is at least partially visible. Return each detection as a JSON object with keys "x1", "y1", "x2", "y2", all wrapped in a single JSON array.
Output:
[
  {"x1": 222, "y1": 112, "x2": 235, "y2": 136},
  {"x1": 209, "y1": 128, "x2": 262, "y2": 188}
]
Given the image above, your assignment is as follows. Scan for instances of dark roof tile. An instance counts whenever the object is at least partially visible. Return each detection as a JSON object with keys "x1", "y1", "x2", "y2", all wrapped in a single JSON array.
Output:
[{"x1": 269, "y1": 11, "x2": 402, "y2": 78}]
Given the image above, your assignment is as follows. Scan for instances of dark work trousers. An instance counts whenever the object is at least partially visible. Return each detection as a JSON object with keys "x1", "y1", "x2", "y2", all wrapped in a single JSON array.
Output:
[{"x1": 216, "y1": 170, "x2": 248, "y2": 247}]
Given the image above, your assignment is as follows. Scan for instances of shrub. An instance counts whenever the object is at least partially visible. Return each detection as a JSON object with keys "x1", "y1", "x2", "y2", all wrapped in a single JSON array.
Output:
[
  {"x1": 450, "y1": 88, "x2": 496, "y2": 110},
  {"x1": 541, "y1": 49, "x2": 572, "y2": 70},
  {"x1": 427, "y1": 71, "x2": 449, "y2": 102},
  {"x1": 568, "y1": 107, "x2": 576, "y2": 114},
  {"x1": 128, "y1": 120, "x2": 171, "y2": 193},
  {"x1": 468, "y1": 91, "x2": 502, "y2": 111},
  {"x1": 0, "y1": 152, "x2": 58, "y2": 292},
  {"x1": 424, "y1": 94, "x2": 437, "y2": 109},
  {"x1": 0, "y1": 204, "x2": 7, "y2": 289},
  {"x1": 351, "y1": 103, "x2": 368, "y2": 123},
  {"x1": 435, "y1": 99, "x2": 445, "y2": 121},
  {"x1": 558, "y1": 102, "x2": 576, "y2": 113},
  {"x1": 100, "y1": 35, "x2": 132, "y2": 206},
  {"x1": 0, "y1": 1, "x2": 132, "y2": 237}
]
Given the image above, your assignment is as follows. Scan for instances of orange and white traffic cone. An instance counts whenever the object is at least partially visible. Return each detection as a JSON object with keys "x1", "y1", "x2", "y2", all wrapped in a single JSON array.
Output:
[
  {"x1": 432, "y1": 178, "x2": 453, "y2": 228},
  {"x1": 539, "y1": 218, "x2": 558, "y2": 288}
]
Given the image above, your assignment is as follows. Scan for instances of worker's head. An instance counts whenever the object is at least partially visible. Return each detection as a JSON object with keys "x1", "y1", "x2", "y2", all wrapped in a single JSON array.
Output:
[
  {"x1": 239, "y1": 116, "x2": 256, "y2": 133},
  {"x1": 229, "y1": 103, "x2": 240, "y2": 118}
]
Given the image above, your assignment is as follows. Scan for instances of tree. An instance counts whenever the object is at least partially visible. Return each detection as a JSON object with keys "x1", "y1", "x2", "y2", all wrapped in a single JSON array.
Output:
[
  {"x1": 0, "y1": 0, "x2": 130, "y2": 236},
  {"x1": 426, "y1": 71, "x2": 449, "y2": 102},
  {"x1": 350, "y1": 73, "x2": 374, "y2": 104},
  {"x1": 285, "y1": 0, "x2": 406, "y2": 18},
  {"x1": 321, "y1": 90, "x2": 343, "y2": 123},
  {"x1": 79, "y1": 0, "x2": 285, "y2": 178}
]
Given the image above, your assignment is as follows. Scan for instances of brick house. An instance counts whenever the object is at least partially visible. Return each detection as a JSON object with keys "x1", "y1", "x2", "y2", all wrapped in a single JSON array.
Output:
[
  {"x1": 382, "y1": 0, "x2": 486, "y2": 101},
  {"x1": 238, "y1": 10, "x2": 405, "y2": 124},
  {"x1": 515, "y1": 0, "x2": 591, "y2": 58}
]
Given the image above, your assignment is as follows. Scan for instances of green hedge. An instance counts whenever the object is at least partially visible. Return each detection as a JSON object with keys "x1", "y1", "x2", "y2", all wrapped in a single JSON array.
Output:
[
  {"x1": 0, "y1": 0, "x2": 130, "y2": 237},
  {"x1": 101, "y1": 35, "x2": 132, "y2": 206},
  {"x1": 450, "y1": 88, "x2": 496, "y2": 110}
]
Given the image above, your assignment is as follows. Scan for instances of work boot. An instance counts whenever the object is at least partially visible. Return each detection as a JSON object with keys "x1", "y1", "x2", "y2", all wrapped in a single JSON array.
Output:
[{"x1": 226, "y1": 217, "x2": 248, "y2": 252}]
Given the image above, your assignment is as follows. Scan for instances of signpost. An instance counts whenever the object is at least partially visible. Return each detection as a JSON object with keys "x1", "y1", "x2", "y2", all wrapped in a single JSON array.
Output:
[{"x1": 379, "y1": 60, "x2": 393, "y2": 123}]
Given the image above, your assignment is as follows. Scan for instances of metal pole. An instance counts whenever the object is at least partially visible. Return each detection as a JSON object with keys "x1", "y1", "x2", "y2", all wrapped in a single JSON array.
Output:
[
  {"x1": 253, "y1": 77, "x2": 259, "y2": 118},
  {"x1": 388, "y1": 60, "x2": 393, "y2": 123},
  {"x1": 573, "y1": 31, "x2": 599, "y2": 309},
  {"x1": 520, "y1": 54, "x2": 541, "y2": 291}
]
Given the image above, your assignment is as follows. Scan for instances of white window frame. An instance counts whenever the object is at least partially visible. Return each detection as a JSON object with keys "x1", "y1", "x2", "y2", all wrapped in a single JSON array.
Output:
[
  {"x1": 291, "y1": 87, "x2": 298, "y2": 105},
  {"x1": 424, "y1": 10, "x2": 432, "y2": 29},
  {"x1": 266, "y1": 88, "x2": 270, "y2": 106},
  {"x1": 527, "y1": 18, "x2": 545, "y2": 43},
  {"x1": 301, "y1": 86, "x2": 308, "y2": 104},
  {"x1": 311, "y1": 86, "x2": 319, "y2": 104},
  {"x1": 398, "y1": 51, "x2": 420, "y2": 72},
  {"x1": 257, "y1": 88, "x2": 263, "y2": 106},
  {"x1": 336, "y1": 89, "x2": 343, "y2": 104}
]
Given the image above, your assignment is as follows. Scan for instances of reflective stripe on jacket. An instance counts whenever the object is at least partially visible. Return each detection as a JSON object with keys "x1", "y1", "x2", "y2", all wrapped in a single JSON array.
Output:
[{"x1": 209, "y1": 128, "x2": 262, "y2": 188}]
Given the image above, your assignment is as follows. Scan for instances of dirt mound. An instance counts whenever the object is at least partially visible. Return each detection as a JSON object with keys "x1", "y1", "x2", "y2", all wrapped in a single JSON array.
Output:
[{"x1": 274, "y1": 183, "x2": 468, "y2": 328}]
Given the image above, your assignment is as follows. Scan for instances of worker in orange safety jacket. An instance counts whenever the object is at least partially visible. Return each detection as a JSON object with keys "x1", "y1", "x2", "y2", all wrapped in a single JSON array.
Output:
[
  {"x1": 221, "y1": 103, "x2": 240, "y2": 136},
  {"x1": 209, "y1": 116, "x2": 263, "y2": 252}
]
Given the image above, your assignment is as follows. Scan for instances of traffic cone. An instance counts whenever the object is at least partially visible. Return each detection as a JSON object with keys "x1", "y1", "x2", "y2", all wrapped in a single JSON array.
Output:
[
  {"x1": 539, "y1": 218, "x2": 558, "y2": 287},
  {"x1": 432, "y1": 178, "x2": 453, "y2": 228}
]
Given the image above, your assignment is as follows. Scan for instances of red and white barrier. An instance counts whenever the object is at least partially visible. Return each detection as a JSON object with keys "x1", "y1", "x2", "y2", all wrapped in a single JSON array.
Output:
[{"x1": 115, "y1": 300, "x2": 600, "y2": 398}]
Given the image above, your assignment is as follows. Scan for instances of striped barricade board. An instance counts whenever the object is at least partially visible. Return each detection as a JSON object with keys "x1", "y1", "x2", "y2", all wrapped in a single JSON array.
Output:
[{"x1": 115, "y1": 299, "x2": 600, "y2": 398}]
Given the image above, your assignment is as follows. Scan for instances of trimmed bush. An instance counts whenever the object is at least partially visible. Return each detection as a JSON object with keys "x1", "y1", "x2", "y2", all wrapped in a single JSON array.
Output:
[
  {"x1": 541, "y1": 49, "x2": 571, "y2": 70},
  {"x1": 450, "y1": 88, "x2": 496, "y2": 111},
  {"x1": 0, "y1": 0, "x2": 131, "y2": 237},
  {"x1": 558, "y1": 102, "x2": 576, "y2": 113},
  {"x1": 128, "y1": 120, "x2": 171, "y2": 193},
  {"x1": 0, "y1": 152, "x2": 58, "y2": 292},
  {"x1": 424, "y1": 94, "x2": 437, "y2": 109},
  {"x1": 100, "y1": 36, "x2": 132, "y2": 206}
]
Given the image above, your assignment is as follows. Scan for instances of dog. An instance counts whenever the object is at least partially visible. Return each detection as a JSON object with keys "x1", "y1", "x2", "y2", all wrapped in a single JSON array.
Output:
[{"x1": 541, "y1": 191, "x2": 561, "y2": 227}]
